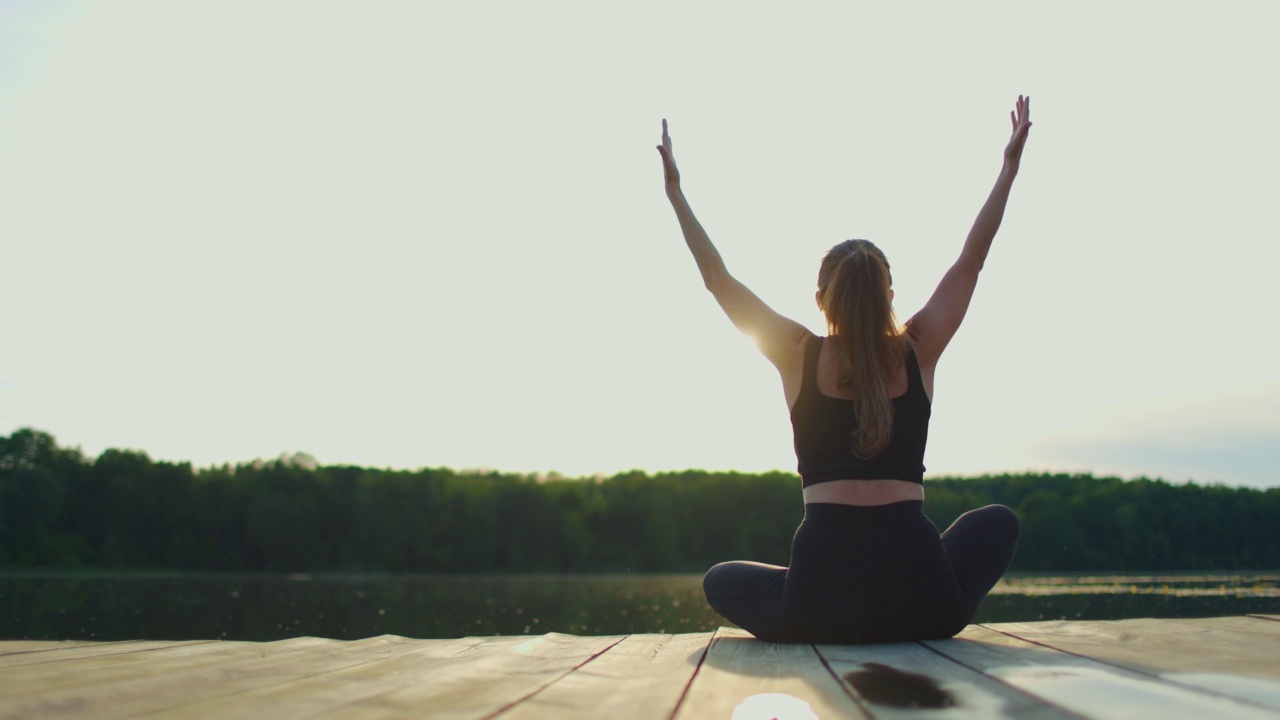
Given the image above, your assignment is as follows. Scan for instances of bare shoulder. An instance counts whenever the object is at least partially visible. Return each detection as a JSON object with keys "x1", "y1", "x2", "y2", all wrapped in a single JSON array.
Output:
[
  {"x1": 764, "y1": 324, "x2": 815, "y2": 374},
  {"x1": 752, "y1": 315, "x2": 814, "y2": 366},
  {"x1": 903, "y1": 314, "x2": 942, "y2": 370}
]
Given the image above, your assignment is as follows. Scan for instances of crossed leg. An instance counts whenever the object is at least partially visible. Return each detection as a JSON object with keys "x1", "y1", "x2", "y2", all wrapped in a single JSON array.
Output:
[
  {"x1": 939, "y1": 504, "x2": 1021, "y2": 622},
  {"x1": 702, "y1": 560, "x2": 789, "y2": 641}
]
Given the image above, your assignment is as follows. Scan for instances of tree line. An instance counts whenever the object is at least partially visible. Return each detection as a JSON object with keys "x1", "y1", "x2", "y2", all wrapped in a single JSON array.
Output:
[{"x1": 1, "y1": 428, "x2": 1276, "y2": 572}]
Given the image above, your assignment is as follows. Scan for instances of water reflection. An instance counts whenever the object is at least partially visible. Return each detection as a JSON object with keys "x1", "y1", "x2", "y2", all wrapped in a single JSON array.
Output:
[
  {"x1": 997, "y1": 573, "x2": 1280, "y2": 597},
  {"x1": 0, "y1": 572, "x2": 717, "y2": 641},
  {"x1": 0, "y1": 571, "x2": 1276, "y2": 641},
  {"x1": 984, "y1": 573, "x2": 1280, "y2": 622}
]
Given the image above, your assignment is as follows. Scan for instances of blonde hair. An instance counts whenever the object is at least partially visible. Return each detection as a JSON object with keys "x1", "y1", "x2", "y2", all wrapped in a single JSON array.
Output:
[{"x1": 817, "y1": 240, "x2": 907, "y2": 458}]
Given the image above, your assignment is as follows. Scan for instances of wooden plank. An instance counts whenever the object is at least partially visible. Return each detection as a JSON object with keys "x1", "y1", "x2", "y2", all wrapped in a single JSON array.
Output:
[
  {"x1": 0, "y1": 638, "x2": 336, "y2": 701},
  {"x1": 925, "y1": 625, "x2": 1277, "y2": 720},
  {"x1": 0, "y1": 640, "x2": 141, "y2": 656},
  {"x1": 2, "y1": 618, "x2": 1275, "y2": 719},
  {"x1": 986, "y1": 617, "x2": 1280, "y2": 680},
  {"x1": 0, "y1": 635, "x2": 434, "y2": 720},
  {"x1": 0, "y1": 640, "x2": 215, "y2": 669},
  {"x1": 1158, "y1": 672, "x2": 1280, "y2": 715},
  {"x1": 160, "y1": 633, "x2": 620, "y2": 720},
  {"x1": 174, "y1": 635, "x2": 524, "y2": 720},
  {"x1": 816, "y1": 640, "x2": 1077, "y2": 719},
  {"x1": 499, "y1": 632, "x2": 712, "y2": 720},
  {"x1": 985, "y1": 617, "x2": 1280, "y2": 711},
  {"x1": 673, "y1": 628, "x2": 867, "y2": 720},
  {"x1": 1166, "y1": 616, "x2": 1280, "y2": 635}
]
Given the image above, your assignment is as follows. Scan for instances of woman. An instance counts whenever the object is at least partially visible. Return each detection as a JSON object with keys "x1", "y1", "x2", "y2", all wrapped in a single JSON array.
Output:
[{"x1": 656, "y1": 96, "x2": 1032, "y2": 644}]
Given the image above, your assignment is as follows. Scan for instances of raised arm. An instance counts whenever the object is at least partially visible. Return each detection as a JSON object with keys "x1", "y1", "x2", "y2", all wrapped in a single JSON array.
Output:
[
  {"x1": 907, "y1": 96, "x2": 1032, "y2": 368},
  {"x1": 657, "y1": 120, "x2": 809, "y2": 369}
]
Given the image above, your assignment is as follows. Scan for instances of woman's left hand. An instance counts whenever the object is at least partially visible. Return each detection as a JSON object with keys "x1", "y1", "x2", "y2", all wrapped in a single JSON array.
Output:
[{"x1": 657, "y1": 119, "x2": 681, "y2": 189}]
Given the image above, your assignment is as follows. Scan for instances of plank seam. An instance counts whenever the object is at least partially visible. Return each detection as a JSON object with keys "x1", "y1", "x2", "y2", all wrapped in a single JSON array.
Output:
[
  {"x1": 0, "y1": 640, "x2": 220, "y2": 667},
  {"x1": 481, "y1": 634, "x2": 629, "y2": 720},
  {"x1": 975, "y1": 623, "x2": 1280, "y2": 713},
  {"x1": 1246, "y1": 614, "x2": 1280, "y2": 623},
  {"x1": 918, "y1": 638, "x2": 1093, "y2": 720},
  {"x1": 664, "y1": 628, "x2": 717, "y2": 720},
  {"x1": 810, "y1": 643, "x2": 873, "y2": 719},
  {"x1": 114, "y1": 640, "x2": 446, "y2": 718},
  {"x1": 0, "y1": 640, "x2": 144, "y2": 657}
]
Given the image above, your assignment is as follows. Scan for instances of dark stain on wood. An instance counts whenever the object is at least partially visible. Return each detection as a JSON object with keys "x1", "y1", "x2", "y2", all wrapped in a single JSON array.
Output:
[{"x1": 843, "y1": 662, "x2": 955, "y2": 709}]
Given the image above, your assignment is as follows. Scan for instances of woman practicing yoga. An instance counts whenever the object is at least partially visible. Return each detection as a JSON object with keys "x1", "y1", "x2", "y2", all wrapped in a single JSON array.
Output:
[{"x1": 656, "y1": 96, "x2": 1032, "y2": 644}]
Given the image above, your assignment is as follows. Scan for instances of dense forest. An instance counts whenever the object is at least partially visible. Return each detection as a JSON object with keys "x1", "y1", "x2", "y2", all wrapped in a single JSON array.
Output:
[{"x1": 1, "y1": 428, "x2": 1276, "y2": 573}]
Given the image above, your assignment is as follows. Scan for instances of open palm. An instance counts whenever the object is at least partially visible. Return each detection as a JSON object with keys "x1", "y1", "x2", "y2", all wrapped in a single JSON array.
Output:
[
  {"x1": 1004, "y1": 95, "x2": 1032, "y2": 165},
  {"x1": 657, "y1": 118, "x2": 680, "y2": 187}
]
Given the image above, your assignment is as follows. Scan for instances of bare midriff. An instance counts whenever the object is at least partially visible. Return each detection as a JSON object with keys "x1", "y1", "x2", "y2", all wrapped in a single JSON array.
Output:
[{"x1": 802, "y1": 478, "x2": 924, "y2": 506}]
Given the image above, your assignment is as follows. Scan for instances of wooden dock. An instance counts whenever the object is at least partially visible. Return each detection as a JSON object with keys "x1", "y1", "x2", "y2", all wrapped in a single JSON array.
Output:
[{"x1": 3, "y1": 615, "x2": 1278, "y2": 719}]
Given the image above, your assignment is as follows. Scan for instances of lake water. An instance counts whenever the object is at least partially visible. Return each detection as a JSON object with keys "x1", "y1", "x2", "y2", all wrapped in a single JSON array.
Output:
[{"x1": 2, "y1": 571, "x2": 1277, "y2": 641}]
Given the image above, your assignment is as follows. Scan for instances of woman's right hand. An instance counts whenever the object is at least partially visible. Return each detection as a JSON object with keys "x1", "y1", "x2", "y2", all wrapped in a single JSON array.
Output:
[
  {"x1": 1003, "y1": 95, "x2": 1032, "y2": 167},
  {"x1": 657, "y1": 119, "x2": 681, "y2": 190}
]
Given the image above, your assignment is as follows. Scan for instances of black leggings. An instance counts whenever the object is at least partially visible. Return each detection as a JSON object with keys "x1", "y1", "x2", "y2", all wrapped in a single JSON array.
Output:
[{"x1": 702, "y1": 502, "x2": 1019, "y2": 644}]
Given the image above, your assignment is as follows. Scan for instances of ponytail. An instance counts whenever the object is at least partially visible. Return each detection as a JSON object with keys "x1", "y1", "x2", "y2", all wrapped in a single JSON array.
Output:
[{"x1": 817, "y1": 240, "x2": 906, "y2": 459}]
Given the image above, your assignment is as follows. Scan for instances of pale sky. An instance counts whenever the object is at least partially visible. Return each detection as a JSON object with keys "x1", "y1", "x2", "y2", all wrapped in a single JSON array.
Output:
[{"x1": 3, "y1": 1, "x2": 1277, "y2": 488}]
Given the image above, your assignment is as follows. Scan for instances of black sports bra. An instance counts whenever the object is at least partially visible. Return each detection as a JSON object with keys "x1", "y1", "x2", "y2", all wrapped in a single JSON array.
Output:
[{"x1": 790, "y1": 335, "x2": 931, "y2": 486}]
